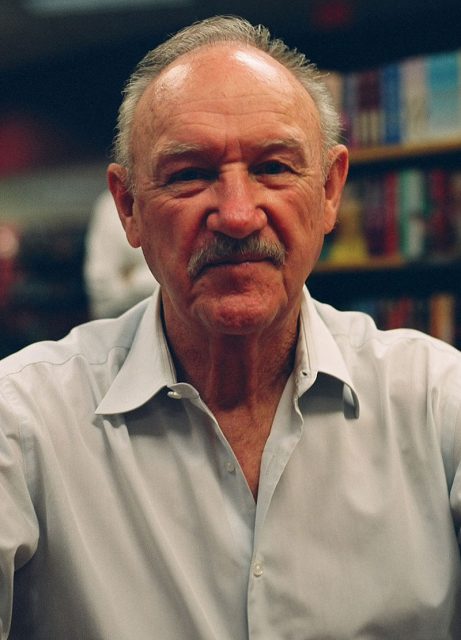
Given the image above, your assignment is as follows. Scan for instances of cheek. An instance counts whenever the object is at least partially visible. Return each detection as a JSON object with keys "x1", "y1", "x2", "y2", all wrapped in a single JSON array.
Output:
[
  {"x1": 273, "y1": 184, "x2": 324, "y2": 246},
  {"x1": 137, "y1": 200, "x2": 201, "y2": 279},
  {"x1": 277, "y1": 187, "x2": 327, "y2": 278}
]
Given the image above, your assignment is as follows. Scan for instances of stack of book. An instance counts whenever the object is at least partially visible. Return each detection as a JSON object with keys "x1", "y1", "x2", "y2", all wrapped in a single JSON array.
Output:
[
  {"x1": 324, "y1": 49, "x2": 461, "y2": 148},
  {"x1": 322, "y1": 168, "x2": 461, "y2": 263},
  {"x1": 348, "y1": 293, "x2": 459, "y2": 347}
]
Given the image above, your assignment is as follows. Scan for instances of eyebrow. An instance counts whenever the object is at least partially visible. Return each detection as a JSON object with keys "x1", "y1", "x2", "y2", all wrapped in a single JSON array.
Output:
[
  {"x1": 256, "y1": 137, "x2": 308, "y2": 161},
  {"x1": 154, "y1": 136, "x2": 308, "y2": 168},
  {"x1": 258, "y1": 137, "x2": 305, "y2": 151},
  {"x1": 155, "y1": 142, "x2": 204, "y2": 163}
]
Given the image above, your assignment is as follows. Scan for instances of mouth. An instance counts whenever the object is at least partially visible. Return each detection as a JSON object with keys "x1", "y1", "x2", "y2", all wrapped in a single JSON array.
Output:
[
  {"x1": 188, "y1": 237, "x2": 286, "y2": 280},
  {"x1": 209, "y1": 253, "x2": 271, "y2": 266},
  {"x1": 196, "y1": 254, "x2": 278, "y2": 278}
]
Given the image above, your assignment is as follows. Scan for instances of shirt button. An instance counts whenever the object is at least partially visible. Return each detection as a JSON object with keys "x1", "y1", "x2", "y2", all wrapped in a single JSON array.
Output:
[
  {"x1": 167, "y1": 391, "x2": 182, "y2": 399},
  {"x1": 253, "y1": 563, "x2": 263, "y2": 577},
  {"x1": 225, "y1": 461, "x2": 236, "y2": 473}
]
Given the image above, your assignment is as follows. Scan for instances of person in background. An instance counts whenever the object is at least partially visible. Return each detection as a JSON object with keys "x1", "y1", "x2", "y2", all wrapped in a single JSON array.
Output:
[
  {"x1": 0, "y1": 15, "x2": 460, "y2": 640},
  {"x1": 84, "y1": 189, "x2": 156, "y2": 318}
]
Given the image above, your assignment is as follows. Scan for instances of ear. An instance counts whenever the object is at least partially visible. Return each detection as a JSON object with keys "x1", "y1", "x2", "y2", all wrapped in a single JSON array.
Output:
[
  {"x1": 323, "y1": 144, "x2": 349, "y2": 234},
  {"x1": 107, "y1": 163, "x2": 141, "y2": 248}
]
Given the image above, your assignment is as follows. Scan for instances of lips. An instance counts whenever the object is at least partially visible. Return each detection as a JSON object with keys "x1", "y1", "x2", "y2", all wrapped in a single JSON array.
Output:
[{"x1": 208, "y1": 253, "x2": 270, "y2": 267}]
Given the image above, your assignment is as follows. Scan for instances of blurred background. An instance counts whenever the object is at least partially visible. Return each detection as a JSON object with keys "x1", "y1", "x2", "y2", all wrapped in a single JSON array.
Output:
[{"x1": 2, "y1": 0, "x2": 461, "y2": 357}]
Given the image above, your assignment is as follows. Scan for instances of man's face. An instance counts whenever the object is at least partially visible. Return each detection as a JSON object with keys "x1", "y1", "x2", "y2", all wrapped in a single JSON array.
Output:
[{"x1": 110, "y1": 44, "x2": 347, "y2": 338}]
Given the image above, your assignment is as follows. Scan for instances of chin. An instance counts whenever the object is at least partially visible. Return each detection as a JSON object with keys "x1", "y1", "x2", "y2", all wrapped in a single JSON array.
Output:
[{"x1": 196, "y1": 294, "x2": 282, "y2": 336}]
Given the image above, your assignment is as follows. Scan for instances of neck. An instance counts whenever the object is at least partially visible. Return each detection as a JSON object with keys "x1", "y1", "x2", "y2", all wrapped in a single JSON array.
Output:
[
  {"x1": 161, "y1": 300, "x2": 300, "y2": 499},
  {"x1": 163, "y1": 309, "x2": 299, "y2": 412}
]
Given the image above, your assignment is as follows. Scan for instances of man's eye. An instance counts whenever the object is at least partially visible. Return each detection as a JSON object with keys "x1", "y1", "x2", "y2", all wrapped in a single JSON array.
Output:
[
  {"x1": 167, "y1": 168, "x2": 215, "y2": 184},
  {"x1": 254, "y1": 161, "x2": 292, "y2": 176}
]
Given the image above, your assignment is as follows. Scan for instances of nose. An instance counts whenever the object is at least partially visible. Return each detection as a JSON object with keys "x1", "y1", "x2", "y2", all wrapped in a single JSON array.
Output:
[{"x1": 206, "y1": 168, "x2": 267, "y2": 239}]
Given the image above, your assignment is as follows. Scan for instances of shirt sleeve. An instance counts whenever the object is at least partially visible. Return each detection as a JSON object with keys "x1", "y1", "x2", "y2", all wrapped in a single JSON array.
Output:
[
  {"x1": 433, "y1": 347, "x2": 461, "y2": 548},
  {"x1": 448, "y1": 394, "x2": 461, "y2": 545},
  {"x1": 0, "y1": 385, "x2": 39, "y2": 639}
]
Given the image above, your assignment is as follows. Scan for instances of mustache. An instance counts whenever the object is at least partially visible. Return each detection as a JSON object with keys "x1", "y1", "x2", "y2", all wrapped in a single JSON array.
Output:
[{"x1": 187, "y1": 235, "x2": 286, "y2": 279}]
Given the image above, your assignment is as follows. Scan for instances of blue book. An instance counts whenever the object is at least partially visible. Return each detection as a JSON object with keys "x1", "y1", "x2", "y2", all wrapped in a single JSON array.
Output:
[
  {"x1": 381, "y1": 62, "x2": 401, "y2": 145},
  {"x1": 426, "y1": 50, "x2": 461, "y2": 138}
]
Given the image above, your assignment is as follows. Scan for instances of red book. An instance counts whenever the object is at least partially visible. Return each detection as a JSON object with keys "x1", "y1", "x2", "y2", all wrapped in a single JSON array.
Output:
[
  {"x1": 383, "y1": 171, "x2": 399, "y2": 256},
  {"x1": 357, "y1": 69, "x2": 382, "y2": 147},
  {"x1": 426, "y1": 169, "x2": 453, "y2": 256},
  {"x1": 362, "y1": 175, "x2": 387, "y2": 256}
]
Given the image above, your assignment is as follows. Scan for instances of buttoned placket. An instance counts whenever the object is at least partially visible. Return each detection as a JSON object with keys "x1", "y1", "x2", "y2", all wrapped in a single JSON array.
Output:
[
  {"x1": 245, "y1": 368, "x2": 312, "y2": 639},
  {"x1": 166, "y1": 382, "x2": 257, "y2": 572},
  {"x1": 166, "y1": 370, "x2": 315, "y2": 640}
]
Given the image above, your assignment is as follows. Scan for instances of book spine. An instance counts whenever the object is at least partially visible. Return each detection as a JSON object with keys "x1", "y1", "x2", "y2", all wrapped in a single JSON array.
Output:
[
  {"x1": 343, "y1": 72, "x2": 359, "y2": 148},
  {"x1": 430, "y1": 293, "x2": 456, "y2": 344},
  {"x1": 383, "y1": 171, "x2": 399, "y2": 256},
  {"x1": 362, "y1": 176, "x2": 387, "y2": 256},
  {"x1": 425, "y1": 169, "x2": 452, "y2": 256},
  {"x1": 357, "y1": 69, "x2": 382, "y2": 147},
  {"x1": 426, "y1": 50, "x2": 461, "y2": 139},
  {"x1": 448, "y1": 169, "x2": 461, "y2": 253},
  {"x1": 398, "y1": 169, "x2": 426, "y2": 259},
  {"x1": 401, "y1": 56, "x2": 428, "y2": 143},
  {"x1": 381, "y1": 63, "x2": 401, "y2": 145}
]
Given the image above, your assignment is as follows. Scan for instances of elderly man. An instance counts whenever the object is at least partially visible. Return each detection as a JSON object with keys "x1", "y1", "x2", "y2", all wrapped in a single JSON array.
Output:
[{"x1": 1, "y1": 16, "x2": 460, "y2": 640}]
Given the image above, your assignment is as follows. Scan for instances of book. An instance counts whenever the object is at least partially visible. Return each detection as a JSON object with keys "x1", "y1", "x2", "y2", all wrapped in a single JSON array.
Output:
[
  {"x1": 357, "y1": 69, "x2": 382, "y2": 147},
  {"x1": 426, "y1": 50, "x2": 461, "y2": 139},
  {"x1": 362, "y1": 175, "x2": 387, "y2": 256},
  {"x1": 328, "y1": 184, "x2": 369, "y2": 264},
  {"x1": 448, "y1": 169, "x2": 461, "y2": 252},
  {"x1": 401, "y1": 56, "x2": 428, "y2": 143},
  {"x1": 381, "y1": 62, "x2": 402, "y2": 145},
  {"x1": 430, "y1": 293, "x2": 456, "y2": 344},
  {"x1": 332, "y1": 48, "x2": 461, "y2": 149},
  {"x1": 343, "y1": 71, "x2": 359, "y2": 147},
  {"x1": 348, "y1": 293, "x2": 457, "y2": 346},
  {"x1": 398, "y1": 169, "x2": 427, "y2": 259},
  {"x1": 425, "y1": 169, "x2": 453, "y2": 256},
  {"x1": 383, "y1": 171, "x2": 399, "y2": 256}
]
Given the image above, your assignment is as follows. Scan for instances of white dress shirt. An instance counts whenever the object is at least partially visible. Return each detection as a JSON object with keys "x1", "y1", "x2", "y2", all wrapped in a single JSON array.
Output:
[
  {"x1": 84, "y1": 190, "x2": 156, "y2": 318},
  {"x1": 1, "y1": 287, "x2": 460, "y2": 639}
]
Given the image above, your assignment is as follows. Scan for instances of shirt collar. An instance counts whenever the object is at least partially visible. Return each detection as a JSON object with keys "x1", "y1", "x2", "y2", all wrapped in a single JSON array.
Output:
[
  {"x1": 96, "y1": 286, "x2": 359, "y2": 419},
  {"x1": 96, "y1": 288, "x2": 176, "y2": 415},
  {"x1": 296, "y1": 288, "x2": 360, "y2": 419}
]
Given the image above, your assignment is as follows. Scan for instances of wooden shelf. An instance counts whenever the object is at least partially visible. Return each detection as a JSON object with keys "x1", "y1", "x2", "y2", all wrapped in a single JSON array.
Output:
[
  {"x1": 348, "y1": 137, "x2": 461, "y2": 166},
  {"x1": 309, "y1": 257, "x2": 461, "y2": 304},
  {"x1": 315, "y1": 255, "x2": 405, "y2": 273}
]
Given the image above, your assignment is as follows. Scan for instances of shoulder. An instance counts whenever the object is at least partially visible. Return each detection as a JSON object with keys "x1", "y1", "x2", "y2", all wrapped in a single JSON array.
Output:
[
  {"x1": 0, "y1": 299, "x2": 150, "y2": 387},
  {"x1": 313, "y1": 298, "x2": 461, "y2": 387}
]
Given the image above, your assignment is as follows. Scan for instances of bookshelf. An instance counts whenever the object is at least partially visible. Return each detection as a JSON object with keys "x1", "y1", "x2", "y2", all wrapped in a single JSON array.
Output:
[
  {"x1": 312, "y1": 257, "x2": 461, "y2": 302},
  {"x1": 313, "y1": 73, "x2": 461, "y2": 348},
  {"x1": 349, "y1": 138, "x2": 461, "y2": 166},
  {"x1": 310, "y1": 258, "x2": 461, "y2": 348}
]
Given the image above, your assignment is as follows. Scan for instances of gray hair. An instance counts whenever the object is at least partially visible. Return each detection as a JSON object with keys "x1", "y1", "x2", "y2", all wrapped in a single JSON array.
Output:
[{"x1": 112, "y1": 15, "x2": 342, "y2": 185}]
